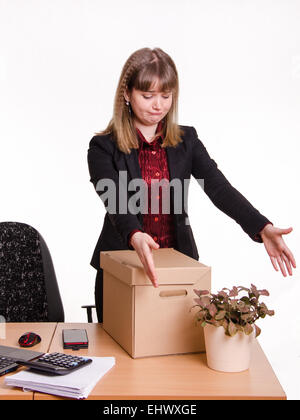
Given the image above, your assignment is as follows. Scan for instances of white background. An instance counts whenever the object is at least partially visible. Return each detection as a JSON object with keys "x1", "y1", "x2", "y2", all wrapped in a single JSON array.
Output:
[{"x1": 1, "y1": 0, "x2": 299, "y2": 399}]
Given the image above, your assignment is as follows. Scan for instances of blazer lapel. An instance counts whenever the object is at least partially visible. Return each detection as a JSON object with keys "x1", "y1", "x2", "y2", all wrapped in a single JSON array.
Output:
[
  {"x1": 124, "y1": 148, "x2": 142, "y2": 181},
  {"x1": 125, "y1": 145, "x2": 182, "y2": 182},
  {"x1": 165, "y1": 145, "x2": 182, "y2": 181}
]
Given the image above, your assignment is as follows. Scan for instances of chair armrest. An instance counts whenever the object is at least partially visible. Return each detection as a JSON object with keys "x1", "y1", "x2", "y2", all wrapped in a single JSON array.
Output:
[{"x1": 81, "y1": 305, "x2": 96, "y2": 323}]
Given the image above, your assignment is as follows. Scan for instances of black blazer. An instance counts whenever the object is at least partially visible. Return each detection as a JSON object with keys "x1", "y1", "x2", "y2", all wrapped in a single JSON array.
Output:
[{"x1": 87, "y1": 125, "x2": 270, "y2": 270}]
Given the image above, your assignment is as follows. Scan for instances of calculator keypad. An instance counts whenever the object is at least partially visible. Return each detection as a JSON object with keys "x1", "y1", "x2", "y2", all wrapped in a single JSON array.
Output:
[{"x1": 37, "y1": 352, "x2": 90, "y2": 369}]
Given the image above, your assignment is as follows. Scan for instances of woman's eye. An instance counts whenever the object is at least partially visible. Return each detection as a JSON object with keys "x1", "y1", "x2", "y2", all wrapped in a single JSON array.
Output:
[{"x1": 143, "y1": 95, "x2": 170, "y2": 99}]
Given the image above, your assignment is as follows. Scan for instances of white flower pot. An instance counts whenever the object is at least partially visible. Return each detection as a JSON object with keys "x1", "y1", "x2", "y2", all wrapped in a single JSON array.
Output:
[{"x1": 203, "y1": 323, "x2": 256, "y2": 372}]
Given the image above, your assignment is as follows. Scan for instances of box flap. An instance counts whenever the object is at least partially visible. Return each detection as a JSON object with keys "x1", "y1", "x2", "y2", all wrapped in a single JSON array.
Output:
[{"x1": 100, "y1": 248, "x2": 210, "y2": 286}]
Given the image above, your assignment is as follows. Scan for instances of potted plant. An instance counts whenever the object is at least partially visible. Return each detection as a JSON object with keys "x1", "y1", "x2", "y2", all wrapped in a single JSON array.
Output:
[{"x1": 192, "y1": 284, "x2": 275, "y2": 372}]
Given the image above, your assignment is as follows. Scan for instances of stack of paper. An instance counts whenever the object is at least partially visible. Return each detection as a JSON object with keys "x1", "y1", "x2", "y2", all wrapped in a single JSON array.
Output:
[{"x1": 5, "y1": 356, "x2": 115, "y2": 399}]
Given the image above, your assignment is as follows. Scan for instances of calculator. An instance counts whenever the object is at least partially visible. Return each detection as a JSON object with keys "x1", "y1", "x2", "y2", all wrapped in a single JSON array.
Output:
[{"x1": 16, "y1": 352, "x2": 92, "y2": 375}]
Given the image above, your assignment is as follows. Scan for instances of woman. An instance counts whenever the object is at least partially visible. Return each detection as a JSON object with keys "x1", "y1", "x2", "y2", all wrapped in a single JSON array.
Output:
[{"x1": 88, "y1": 47, "x2": 296, "y2": 323}]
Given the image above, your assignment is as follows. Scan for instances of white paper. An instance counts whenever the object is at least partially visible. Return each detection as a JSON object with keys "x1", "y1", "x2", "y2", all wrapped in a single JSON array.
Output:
[{"x1": 5, "y1": 356, "x2": 115, "y2": 399}]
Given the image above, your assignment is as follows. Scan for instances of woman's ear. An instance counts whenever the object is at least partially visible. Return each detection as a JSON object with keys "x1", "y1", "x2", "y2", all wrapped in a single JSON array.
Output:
[{"x1": 124, "y1": 87, "x2": 131, "y2": 103}]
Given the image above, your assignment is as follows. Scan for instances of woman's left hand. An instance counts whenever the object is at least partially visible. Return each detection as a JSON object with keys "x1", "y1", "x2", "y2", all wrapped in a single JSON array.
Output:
[{"x1": 260, "y1": 224, "x2": 296, "y2": 277}]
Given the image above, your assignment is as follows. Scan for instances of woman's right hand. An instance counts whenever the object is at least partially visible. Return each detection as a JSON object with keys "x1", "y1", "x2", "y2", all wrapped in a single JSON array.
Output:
[{"x1": 130, "y1": 231, "x2": 160, "y2": 287}]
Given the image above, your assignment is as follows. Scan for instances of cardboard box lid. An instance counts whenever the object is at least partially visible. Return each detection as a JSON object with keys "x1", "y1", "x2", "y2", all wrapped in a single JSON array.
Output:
[{"x1": 100, "y1": 248, "x2": 210, "y2": 286}]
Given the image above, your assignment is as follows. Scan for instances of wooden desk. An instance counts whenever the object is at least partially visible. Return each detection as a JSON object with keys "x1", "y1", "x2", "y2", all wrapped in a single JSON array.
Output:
[
  {"x1": 34, "y1": 323, "x2": 286, "y2": 400},
  {"x1": 0, "y1": 323, "x2": 57, "y2": 400}
]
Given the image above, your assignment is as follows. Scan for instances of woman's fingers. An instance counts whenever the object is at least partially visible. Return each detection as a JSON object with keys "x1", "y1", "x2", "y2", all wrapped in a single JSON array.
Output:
[
  {"x1": 270, "y1": 256, "x2": 279, "y2": 272},
  {"x1": 282, "y1": 252, "x2": 292, "y2": 276},
  {"x1": 143, "y1": 238, "x2": 159, "y2": 287},
  {"x1": 137, "y1": 251, "x2": 156, "y2": 286},
  {"x1": 263, "y1": 226, "x2": 296, "y2": 277},
  {"x1": 276, "y1": 255, "x2": 287, "y2": 277},
  {"x1": 134, "y1": 234, "x2": 159, "y2": 287},
  {"x1": 283, "y1": 247, "x2": 296, "y2": 269},
  {"x1": 279, "y1": 227, "x2": 293, "y2": 235},
  {"x1": 270, "y1": 253, "x2": 294, "y2": 277},
  {"x1": 145, "y1": 255, "x2": 159, "y2": 287}
]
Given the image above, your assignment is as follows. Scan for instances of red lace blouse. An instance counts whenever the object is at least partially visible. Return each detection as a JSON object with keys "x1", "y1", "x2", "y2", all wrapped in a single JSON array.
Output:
[{"x1": 128, "y1": 123, "x2": 177, "y2": 249}]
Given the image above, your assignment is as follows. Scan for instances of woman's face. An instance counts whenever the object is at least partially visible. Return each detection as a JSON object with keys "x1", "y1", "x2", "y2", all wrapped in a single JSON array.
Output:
[{"x1": 125, "y1": 78, "x2": 173, "y2": 127}]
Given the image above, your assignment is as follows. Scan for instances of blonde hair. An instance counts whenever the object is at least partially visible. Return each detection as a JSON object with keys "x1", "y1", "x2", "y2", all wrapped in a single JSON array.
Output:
[{"x1": 98, "y1": 47, "x2": 183, "y2": 154}]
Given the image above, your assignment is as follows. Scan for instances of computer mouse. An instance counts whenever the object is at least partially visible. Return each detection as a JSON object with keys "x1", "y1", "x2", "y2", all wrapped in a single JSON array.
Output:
[{"x1": 18, "y1": 332, "x2": 41, "y2": 348}]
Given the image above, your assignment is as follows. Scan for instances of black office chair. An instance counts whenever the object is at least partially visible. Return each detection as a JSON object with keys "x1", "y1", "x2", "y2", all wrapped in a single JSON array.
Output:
[
  {"x1": 81, "y1": 304, "x2": 96, "y2": 323},
  {"x1": 0, "y1": 221, "x2": 64, "y2": 322}
]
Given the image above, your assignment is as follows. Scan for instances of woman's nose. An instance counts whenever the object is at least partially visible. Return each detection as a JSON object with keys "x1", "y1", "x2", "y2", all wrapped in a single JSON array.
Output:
[{"x1": 152, "y1": 97, "x2": 162, "y2": 110}]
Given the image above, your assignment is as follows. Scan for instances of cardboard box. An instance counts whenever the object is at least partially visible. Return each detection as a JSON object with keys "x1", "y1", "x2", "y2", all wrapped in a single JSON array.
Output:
[{"x1": 100, "y1": 248, "x2": 211, "y2": 358}]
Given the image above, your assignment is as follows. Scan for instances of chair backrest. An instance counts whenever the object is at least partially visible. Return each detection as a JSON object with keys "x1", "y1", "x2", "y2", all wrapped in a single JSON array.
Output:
[{"x1": 0, "y1": 222, "x2": 64, "y2": 322}]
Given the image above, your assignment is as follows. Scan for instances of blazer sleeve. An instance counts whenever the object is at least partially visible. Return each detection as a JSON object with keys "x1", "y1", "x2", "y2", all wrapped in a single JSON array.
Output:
[
  {"x1": 190, "y1": 127, "x2": 272, "y2": 242},
  {"x1": 87, "y1": 135, "x2": 144, "y2": 247}
]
